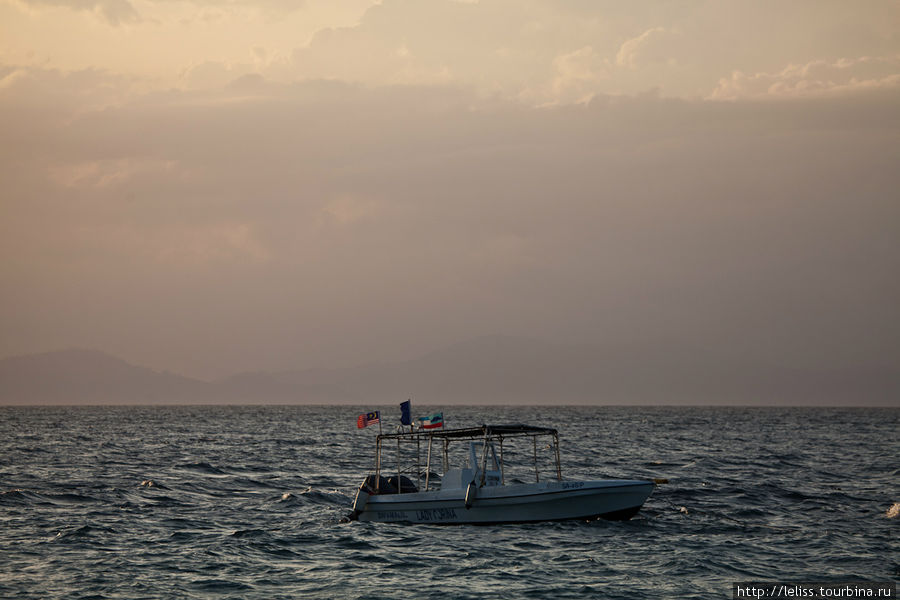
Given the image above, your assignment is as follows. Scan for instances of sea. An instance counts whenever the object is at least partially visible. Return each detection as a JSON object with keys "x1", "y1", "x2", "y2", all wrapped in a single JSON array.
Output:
[{"x1": 1, "y1": 405, "x2": 897, "y2": 599}]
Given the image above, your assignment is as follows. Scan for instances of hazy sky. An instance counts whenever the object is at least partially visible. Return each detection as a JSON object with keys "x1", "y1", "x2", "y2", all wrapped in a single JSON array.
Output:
[{"x1": 1, "y1": 0, "x2": 899, "y2": 380}]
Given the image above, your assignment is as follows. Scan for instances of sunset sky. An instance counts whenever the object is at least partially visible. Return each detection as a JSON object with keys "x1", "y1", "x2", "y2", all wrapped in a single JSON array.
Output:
[{"x1": 1, "y1": 0, "x2": 898, "y2": 381}]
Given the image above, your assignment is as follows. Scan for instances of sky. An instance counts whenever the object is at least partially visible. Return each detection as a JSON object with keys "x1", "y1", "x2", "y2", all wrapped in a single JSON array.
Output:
[{"x1": 1, "y1": 0, "x2": 899, "y2": 382}]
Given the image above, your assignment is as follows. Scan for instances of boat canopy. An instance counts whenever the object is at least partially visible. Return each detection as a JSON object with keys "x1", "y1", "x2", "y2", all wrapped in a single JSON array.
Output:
[
  {"x1": 376, "y1": 423, "x2": 558, "y2": 442},
  {"x1": 369, "y1": 423, "x2": 562, "y2": 493}
]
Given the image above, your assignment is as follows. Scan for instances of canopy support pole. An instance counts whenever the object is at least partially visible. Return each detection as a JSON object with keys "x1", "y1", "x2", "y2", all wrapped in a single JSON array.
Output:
[
  {"x1": 554, "y1": 431, "x2": 561, "y2": 481},
  {"x1": 424, "y1": 434, "x2": 434, "y2": 491}
]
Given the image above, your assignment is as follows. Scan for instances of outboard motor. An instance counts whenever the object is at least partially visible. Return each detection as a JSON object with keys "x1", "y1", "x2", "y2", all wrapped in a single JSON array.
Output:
[
  {"x1": 361, "y1": 474, "x2": 393, "y2": 494},
  {"x1": 349, "y1": 474, "x2": 393, "y2": 520},
  {"x1": 387, "y1": 475, "x2": 418, "y2": 494}
]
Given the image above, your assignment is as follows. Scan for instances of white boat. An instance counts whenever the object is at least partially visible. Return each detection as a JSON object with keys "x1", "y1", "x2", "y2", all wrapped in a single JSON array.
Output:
[{"x1": 350, "y1": 424, "x2": 654, "y2": 524}]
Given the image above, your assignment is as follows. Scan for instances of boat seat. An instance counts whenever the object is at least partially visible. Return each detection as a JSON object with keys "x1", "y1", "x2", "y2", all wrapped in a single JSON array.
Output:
[
  {"x1": 441, "y1": 467, "x2": 474, "y2": 490},
  {"x1": 482, "y1": 470, "x2": 501, "y2": 487}
]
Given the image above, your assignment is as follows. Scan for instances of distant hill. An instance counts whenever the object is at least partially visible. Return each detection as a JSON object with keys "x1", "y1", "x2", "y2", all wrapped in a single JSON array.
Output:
[
  {"x1": 1, "y1": 337, "x2": 898, "y2": 405},
  {"x1": 207, "y1": 334, "x2": 900, "y2": 405},
  {"x1": 0, "y1": 349, "x2": 214, "y2": 405}
]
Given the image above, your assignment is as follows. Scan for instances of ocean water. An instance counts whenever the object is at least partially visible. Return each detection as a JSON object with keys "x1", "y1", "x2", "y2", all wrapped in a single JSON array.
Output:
[{"x1": 1, "y1": 405, "x2": 897, "y2": 599}]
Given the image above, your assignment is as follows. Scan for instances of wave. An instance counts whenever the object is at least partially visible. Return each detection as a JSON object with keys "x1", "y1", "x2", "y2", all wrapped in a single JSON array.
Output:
[
  {"x1": 297, "y1": 487, "x2": 350, "y2": 506},
  {"x1": 1, "y1": 489, "x2": 99, "y2": 506},
  {"x1": 13, "y1": 446, "x2": 51, "y2": 454},
  {"x1": 179, "y1": 461, "x2": 229, "y2": 475},
  {"x1": 49, "y1": 524, "x2": 117, "y2": 543},
  {"x1": 145, "y1": 494, "x2": 190, "y2": 507},
  {"x1": 189, "y1": 579, "x2": 253, "y2": 592},
  {"x1": 231, "y1": 528, "x2": 268, "y2": 538},
  {"x1": 3, "y1": 405, "x2": 897, "y2": 600},
  {"x1": 232, "y1": 477, "x2": 280, "y2": 490}
]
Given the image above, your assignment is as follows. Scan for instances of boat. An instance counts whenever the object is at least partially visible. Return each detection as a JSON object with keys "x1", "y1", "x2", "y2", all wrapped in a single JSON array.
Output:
[{"x1": 349, "y1": 424, "x2": 654, "y2": 524}]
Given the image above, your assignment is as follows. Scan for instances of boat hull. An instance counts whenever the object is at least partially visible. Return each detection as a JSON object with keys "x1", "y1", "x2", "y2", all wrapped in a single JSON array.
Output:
[{"x1": 356, "y1": 480, "x2": 654, "y2": 524}]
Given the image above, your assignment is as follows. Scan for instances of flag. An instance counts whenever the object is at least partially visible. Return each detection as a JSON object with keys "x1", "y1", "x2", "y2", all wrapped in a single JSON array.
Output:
[
  {"x1": 400, "y1": 400, "x2": 412, "y2": 426},
  {"x1": 357, "y1": 411, "x2": 380, "y2": 429},
  {"x1": 419, "y1": 412, "x2": 443, "y2": 429}
]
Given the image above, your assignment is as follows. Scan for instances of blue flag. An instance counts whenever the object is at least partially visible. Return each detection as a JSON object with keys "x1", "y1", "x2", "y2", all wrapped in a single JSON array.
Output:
[{"x1": 400, "y1": 400, "x2": 412, "y2": 426}]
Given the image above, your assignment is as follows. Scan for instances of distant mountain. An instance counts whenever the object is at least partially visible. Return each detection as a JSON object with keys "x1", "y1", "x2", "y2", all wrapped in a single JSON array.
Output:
[
  {"x1": 1, "y1": 337, "x2": 898, "y2": 405},
  {"x1": 218, "y1": 334, "x2": 900, "y2": 406},
  {"x1": 0, "y1": 348, "x2": 213, "y2": 405}
]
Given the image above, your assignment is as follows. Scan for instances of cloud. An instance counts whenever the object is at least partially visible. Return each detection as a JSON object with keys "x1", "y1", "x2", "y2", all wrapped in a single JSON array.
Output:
[
  {"x1": 1, "y1": 62, "x2": 898, "y2": 379},
  {"x1": 141, "y1": 222, "x2": 272, "y2": 266},
  {"x1": 710, "y1": 55, "x2": 900, "y2": 100},
  {"x1": 6, "y1": 0, "x2": 899, "y2": 104},
  {"x1": 11, "y1": 0, "x2": 309, "y2": 25},
  {"x1": 283, "y1": 0, "x2": 900, "y2": 102},
  {"x1": 289, "y1": 0, "x2": 615, "y2": 102},
  {"x1": 549, "y1": 46, "x2": 609, "y2": 104},
  {"x1": 48, "y1": 158, "x2": 177, "y2": 189},
  {"x1": 319, "y1": 194, "x2": 380, "y2": 227},
  {"x1": 15, "y1": 0, "x2": 140, "y2": 25},
  {"x1": 181, "y1": 61, "x2": 250, "y2": 90},
  {"x1": 615, "y1": 27, "x2": 673, "y2": 69}
]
